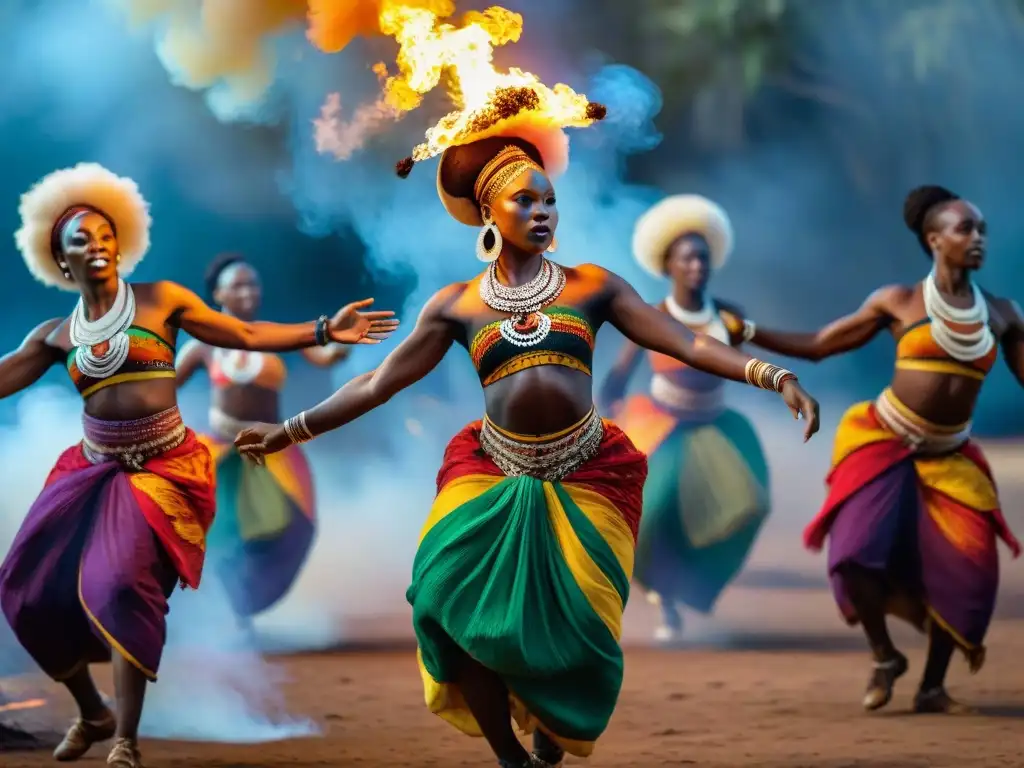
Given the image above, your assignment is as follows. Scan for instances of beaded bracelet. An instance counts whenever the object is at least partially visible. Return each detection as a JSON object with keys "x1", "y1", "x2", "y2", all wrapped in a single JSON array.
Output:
[
  {"x1": 314, "y1": 315, "x2": 330, "y2": 346},
  {"x1": 744, "y1": 359, "x2": 797, "y2": 393},
  {"x1": 283, "y1": 412, "x2": 315, "y2": 444}
]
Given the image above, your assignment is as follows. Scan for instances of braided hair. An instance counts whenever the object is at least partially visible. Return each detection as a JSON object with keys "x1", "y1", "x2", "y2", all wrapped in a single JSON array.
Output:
[
  {"x1": 204, "y1": 252, "x2": 247, "y2": 303},
  {"x1": 902, "y1": 185, "x2": 959, "y2": 257}
]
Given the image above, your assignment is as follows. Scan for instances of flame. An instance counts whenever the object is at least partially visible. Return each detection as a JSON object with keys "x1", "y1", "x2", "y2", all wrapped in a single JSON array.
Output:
[
  {"x1": 0, "y1": 698, "x2": 46, "y2": 713},
  {"x1": 311, "y1": 1, "x2": 603, "y2": 163}
]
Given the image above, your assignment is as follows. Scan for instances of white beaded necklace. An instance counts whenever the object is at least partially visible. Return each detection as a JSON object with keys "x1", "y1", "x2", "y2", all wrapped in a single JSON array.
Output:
[
  {"x1": 479, "y1": 258, "x2": 567, "y2": 347},
  {"x1": 664, "y1": 295, "x2": 729, "y2": 345},
  {"x1": 69, "y1": 278, "x2": 136, "y2": 378},
  {"x1": 922, "y1": 270, "x2": 995, "y2": 362},
  {"x1": 212, "y1": 347, "x2": 265, "y2": 385}
]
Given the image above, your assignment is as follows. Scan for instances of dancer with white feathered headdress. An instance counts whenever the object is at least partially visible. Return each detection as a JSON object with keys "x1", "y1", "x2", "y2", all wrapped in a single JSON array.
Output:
[
  {"x1": 0, "y1": 163, "x2": 398, "y2": 767},
  {"x1": 599, "y1": 195, "x2": 773, "y2": 643}
]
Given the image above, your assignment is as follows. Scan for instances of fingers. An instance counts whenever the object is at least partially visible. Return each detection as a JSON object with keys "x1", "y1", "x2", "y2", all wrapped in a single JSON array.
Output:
[
  {"x1": 361, "y1": 311, "x2": 396, "y2": 320},
  {"x1": 357, "y1": 337, "x2": 383, "y2": 344},
  {"x1": 347, "y1": 298, "x2": 375, "y2": 309},
  {"x1": 365, "y1": 332, "x2": 392, "y2": 340}
]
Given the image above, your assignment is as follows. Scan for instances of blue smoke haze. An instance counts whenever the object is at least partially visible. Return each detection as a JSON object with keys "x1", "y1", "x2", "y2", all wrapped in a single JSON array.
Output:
[{"x1": 1, "y1": 0, "x2": 1023, "y2": 743}]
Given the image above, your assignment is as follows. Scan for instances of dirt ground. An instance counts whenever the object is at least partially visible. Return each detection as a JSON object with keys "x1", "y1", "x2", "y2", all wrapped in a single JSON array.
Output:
[{"x1": 4, "y1": 619, "x2": 1024, "y2": 767}]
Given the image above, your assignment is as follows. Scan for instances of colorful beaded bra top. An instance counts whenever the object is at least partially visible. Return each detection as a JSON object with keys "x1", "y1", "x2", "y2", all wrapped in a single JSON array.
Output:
[{"x1": 470, "y1": 259, "x2": 595, "y2": 387}]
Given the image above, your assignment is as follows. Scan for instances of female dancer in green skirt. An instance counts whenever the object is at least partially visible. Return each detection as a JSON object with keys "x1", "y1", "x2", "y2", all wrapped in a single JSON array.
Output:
[
  {"x1": 233, "y1": 109, "x2": 819, "y2": 766},
  {"x1": 600, "y1": 195, "x2": 769, "y2": 642}
]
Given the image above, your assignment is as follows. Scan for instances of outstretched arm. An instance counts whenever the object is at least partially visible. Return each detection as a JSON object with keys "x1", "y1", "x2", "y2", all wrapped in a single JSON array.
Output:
[
  {"x1": 603, "y1": 270, "x2": 820, "y2": 438},
  {"x1": 158, "y1": 281, "x2": 399, "y2": 352},
  {"x1": 175, "y1": 338, "x2": 206, "y2": 388},
  {"x1": 747, "y1": 286, "x2": 898, "y2": 362},
  {"x1": 234, "y1": 286, "x2": 460, "y2": 458},
  {"x1": 598, "y1": 339, "x2": 643, "y2": 412},
  {"x1": 0, "y1": 319, "x2": 64, "y2": 400},
  {"x1": 999, "y1": 299, "x2": 1024, "y2": 387}
]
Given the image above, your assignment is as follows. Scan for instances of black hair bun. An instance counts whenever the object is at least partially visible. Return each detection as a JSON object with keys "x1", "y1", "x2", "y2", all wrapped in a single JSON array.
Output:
[
  {"x1": 902, "y1": 185, "x2": 957, "y2": 234},
  {"x1": 204, "y1": 252, "x2": 245, "y2": 299}
]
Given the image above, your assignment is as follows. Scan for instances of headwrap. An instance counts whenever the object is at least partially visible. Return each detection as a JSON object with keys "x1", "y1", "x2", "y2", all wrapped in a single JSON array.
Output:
[{"x1": 473, "y1": 145, "x2": 545, "y2": 210}]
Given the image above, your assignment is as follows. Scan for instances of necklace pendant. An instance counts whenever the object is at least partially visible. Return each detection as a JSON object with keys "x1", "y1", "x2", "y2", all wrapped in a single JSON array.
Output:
[{"x1": 499, "y1": 311, "x2": 552, "y2": 347}]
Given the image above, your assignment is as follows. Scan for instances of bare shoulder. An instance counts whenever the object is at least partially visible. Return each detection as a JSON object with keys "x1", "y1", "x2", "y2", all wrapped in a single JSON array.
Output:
[
  {"x1": 712, "y1": 297, "x2": 744, "y2": 316},
  {"x1": 867, "y1": 283, "x2": 915, "y2": 312},
  {"x1": 570, "y1": 262, "x2": 627, "y2": 293},
  {"x1": 31, "y1": 317, "x2": 66, "y2": 345},
  {"x1": 422, "y1": 281, "x2": 470, "y2": 320},
  {"x1": 982, "y1": 290, "x2": 1024, "y2": 328}
]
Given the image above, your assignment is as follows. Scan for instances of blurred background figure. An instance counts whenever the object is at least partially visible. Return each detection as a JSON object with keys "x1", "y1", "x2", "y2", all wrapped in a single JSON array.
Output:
[
  {"x1": 601, "y1": 195, "x2": 769, "y2": 644},
  {"x1": 176, "y1": 253, "x2": 353, "y2": 624}
]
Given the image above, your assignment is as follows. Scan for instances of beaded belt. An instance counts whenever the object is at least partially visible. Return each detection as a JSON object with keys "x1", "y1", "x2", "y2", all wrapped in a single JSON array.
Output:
[
  {"x1": 874, "y1": 388, "x2": 970, "y2": 456},
  {"x1": 650, "y1": 374, "x2": 725, "y2": 423},
  {"x1": 82, "y1": 406, "x2": 187, "y2": 470},
  {"x1": 479, "y1": 408, "x2": 604, "y2": 482},
  {"x1": 209, "y1": 408, "x2": 256, "y2": 442}
]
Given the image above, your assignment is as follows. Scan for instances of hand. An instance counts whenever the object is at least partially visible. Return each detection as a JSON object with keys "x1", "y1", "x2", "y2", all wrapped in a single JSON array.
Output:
[
  {"x1": 780, "y1": 379, "x2": 820, "y2": 442},
  {"x1": 329, "y1": 298, "x2": 400, "y2": 345},
  {"x1": 327, "y1": 344, "x2": 351, "y2": 364},
  {"x1": 234, "y1": 422, "x2": 290, "y2": 465}
]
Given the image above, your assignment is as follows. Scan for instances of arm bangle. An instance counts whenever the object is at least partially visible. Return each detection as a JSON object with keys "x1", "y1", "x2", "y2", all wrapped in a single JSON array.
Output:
[
  {"x1": 283, "y1": 412, "x2": 315, "y2": 444},
  {"x1": 314, "y1": 315, "x2": 329, "y2": 346},
  {"x1": 744, "y1": 359, "x2": 796, "y2": 392}
]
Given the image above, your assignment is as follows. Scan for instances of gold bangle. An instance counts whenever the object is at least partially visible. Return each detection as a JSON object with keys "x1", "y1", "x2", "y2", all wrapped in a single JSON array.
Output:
[{"x1": 744, "y1": 359, "x2": 796, "y2": 392}]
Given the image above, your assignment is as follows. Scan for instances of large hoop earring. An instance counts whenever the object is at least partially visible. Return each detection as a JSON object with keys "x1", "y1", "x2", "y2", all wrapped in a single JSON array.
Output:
[
  {"x1": 476, "y1": 215, "x2": 502, "y2": 262},
  {"x1": 546, "y1": 236, "x2": 558, "y2": 254}
]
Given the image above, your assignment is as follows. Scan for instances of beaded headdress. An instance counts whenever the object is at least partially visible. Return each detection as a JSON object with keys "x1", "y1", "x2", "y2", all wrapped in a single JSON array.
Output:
[{"x1": 473, "y1": 146, "x2": 544, "y2": 208}]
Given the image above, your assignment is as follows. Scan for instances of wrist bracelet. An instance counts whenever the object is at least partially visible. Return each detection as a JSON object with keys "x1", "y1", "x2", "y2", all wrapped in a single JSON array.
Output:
[
  {"x1": 741, "y1": 319, "x2": 757, "y2": 343},
  {"x1": 283, "y1": 412, "x2": 315, "y2": 444},
  {"x1": 314, "y1": 315, "x2": 329, "y2": 346},
  {"x1": 744, "y1": 359, "x2": 797, "y2": 393}
]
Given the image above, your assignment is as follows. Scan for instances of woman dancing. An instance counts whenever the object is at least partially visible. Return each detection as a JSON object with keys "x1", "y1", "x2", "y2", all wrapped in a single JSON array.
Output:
[
  {"x1": 235, "y1": 115, "x2": 820, "y2": 767},
  {"x1": 176, "y1": 254, "x2": 350, "y2": 620},
  {"x1": 744, "y1": 185, "x2": 1022, "y2": 713},
  {"x1": 599, "y1": 195, "x2": 769, "y2": 643},
  {"x1": 0, "y1": 163, "x2": 398, "y2": 767}
]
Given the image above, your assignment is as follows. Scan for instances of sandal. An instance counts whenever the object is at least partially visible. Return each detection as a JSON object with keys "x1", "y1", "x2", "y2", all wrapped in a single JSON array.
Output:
[
  {"x1": 53, "y1": 711, "x2": 116, "y2": 761},
  {"x1": 913, "y1": 687, "x2": 975, "y2": 715},
  {"x1": 862, "y1": 651, "x2": 908, "y2": 711}
]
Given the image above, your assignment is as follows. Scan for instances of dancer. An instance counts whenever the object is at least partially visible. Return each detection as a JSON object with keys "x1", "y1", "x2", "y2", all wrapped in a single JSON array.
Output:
[
  {"x1": 0, "y1": 163, "x2": 398, "y2": 767},
  {"x1": 176, "y1": 254, "x2": 349, "y2": 620},
  {"x1": 234, "y1": 115, "x2": 820, "y2": 767},
  {"x1": 599, "y1": 195, "x2": 769, "y2": 643},
  {"x1": 744, "y1": 185, "x2": 1022, "y2": 713}
]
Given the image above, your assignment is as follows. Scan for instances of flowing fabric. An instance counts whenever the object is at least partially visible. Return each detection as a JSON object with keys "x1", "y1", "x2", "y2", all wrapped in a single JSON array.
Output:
[
  {"x1": 407, "y1": 420, "x2": 646, "y2": 757},
  {"x1": 199, "y1": 435, "x2": 316, "y2": 616},
  {"x1": 804, "y1": 400, "x2": 1020, "y2": 667},
  {"x1": 617, "y1": 394, "x2": 769, "y2": 612},
  {"x1": 0, "y1": 430, "x2": 214, "y2": 681}
]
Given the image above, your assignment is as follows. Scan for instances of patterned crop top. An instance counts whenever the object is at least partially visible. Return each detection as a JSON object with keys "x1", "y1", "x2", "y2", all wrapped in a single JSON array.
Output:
[
  {"x1": 894, "y1": 318, "x2": 998, "y2": 382},
  {"x1": 67, "y1": 326, "x2": 177, "y2": 398},
  {"x1": 470, "y1": 306, "x2": 596, "y2": 387}
]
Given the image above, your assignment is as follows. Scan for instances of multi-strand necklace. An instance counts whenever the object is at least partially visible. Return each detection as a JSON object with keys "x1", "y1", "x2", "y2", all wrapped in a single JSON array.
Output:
[
  {"x1": 923, "y1": 271, "x2": 994, "y2": 361},
  {"x1": 479, "y1": 257, "x2": 566, "y2": 347},
  {"x1": 664, "y1": 295, "x2": 729, "y2": 345},
  {"x1": 69, "y1": 278, "x2": 136, "y2": 378}
]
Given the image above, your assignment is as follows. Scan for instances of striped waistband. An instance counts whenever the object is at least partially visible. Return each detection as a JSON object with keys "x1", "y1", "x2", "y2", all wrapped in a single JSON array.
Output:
[
  {"x1": 480, "y1": 408, "x2": 604, "y2": 481},
  {"x1": 875, "y1": 388, "x2": 971, "y2": 455},
  {"x1": 82, "y1": 406, "x2": 186, "y2": 470}
]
